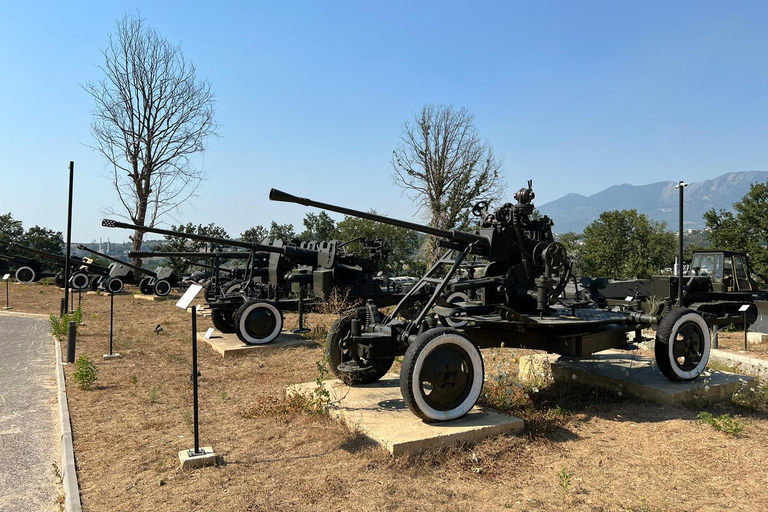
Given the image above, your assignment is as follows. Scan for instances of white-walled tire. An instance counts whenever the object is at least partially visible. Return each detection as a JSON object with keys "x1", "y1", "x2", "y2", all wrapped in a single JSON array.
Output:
[
  {"x1": 400, "y1": 328, "x2": 484, "y2": 422},
  {"x1": 154, "y1": 279, "x2": 172, "y2": 296},
  {"x1": 15, "y1": 266, "x2": 36, "y2": 283},
  {"x1": 438, "y1": 291, "x2": 470, "y2": 328},
  {"x1": 139, "y1": 277, "x2": 154, "y2": 295},
  {"x1": 654, "y1": 308, "x2": 710, "y2": 381},
  {"x1": 234, "y1": 299, "x2": 283, "y2": 345},
  {"x1": 70, "y1": 271, "x2": 90, "y2": 290},
  {"x1": 105, "y1": 277, "x2": 124, "y2": 294}
]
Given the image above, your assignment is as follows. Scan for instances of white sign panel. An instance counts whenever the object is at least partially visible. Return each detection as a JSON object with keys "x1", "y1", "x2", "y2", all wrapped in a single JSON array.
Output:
[
  {"x1": 2, "y1": 274, "x2": 9, "y2": 281},
  {"x1": 204, "y1": 328, "x2": 215, "y2": 339},
  {"x1": 175, "y1": 284, "x2": 203, "y2": 310},
  {"x1": 739, "y1": 304, "x2": 751, "y2": 312}
]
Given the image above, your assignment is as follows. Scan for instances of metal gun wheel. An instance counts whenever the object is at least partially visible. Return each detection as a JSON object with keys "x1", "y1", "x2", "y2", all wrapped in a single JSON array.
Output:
[
  {"x1": 211, "y1": 307, "x2": 236, "y2": 334},
  {"x1": 70, "y1": 271, "x2": 90, "y2": 290},
  {"x1": 15, "y1": 266, "x2": 36, "y2": 283},
  {"x1": 55, "y1": 272, "x2": 65, "y2": 288},
  {"x1": 139, "y1": 277, "x2": 154, "y2": 295},
  {"x1": 234, "y1": 299, "x2": 283, "y2": 344},
  {"x1": 154, "y1": 279, "x2": 172, "y2": 296},
  {"x1": 326, "y1": 307, "x2": 393, "y2": 385},
  {"x1": 400, "y1": 328, "x2": 484, "y2": 422},
  {"x1": 222, "y1": 279, "x2": 244, "y2": 295},
  {"x1": 438, "y1": 291, "x2": 470, "y2": 328},
  {"x1": 105, "y1": 277, "x2": 124, "y2": 294},
  {"x1": 89, "y1": 275, "x2": 101, "y2": 291},
  {"x1": 654, "y1": 308, "x2": 710, "y2": 381}
]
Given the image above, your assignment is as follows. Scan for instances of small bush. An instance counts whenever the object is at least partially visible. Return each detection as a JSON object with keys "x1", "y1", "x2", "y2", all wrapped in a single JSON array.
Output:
[
  {"x1": 697, "y1": 411, "x2": 745, "y2": 436},
  {"x1": 73, "y1": 353, "x2": 98, "y2": 390},
  {"x1": 49, "y1": 305, "x2": 83, "y2": 341},
  {"x1": 558, "y1": 467, "x2": 574, "y2": 491},
  {"x1": 732, "y1": 378, "x2": 768, "y2": 411}
]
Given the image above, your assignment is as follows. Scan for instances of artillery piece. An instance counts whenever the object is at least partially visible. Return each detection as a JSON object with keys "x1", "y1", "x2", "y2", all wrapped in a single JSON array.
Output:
[
  {"x1": 77, "y1": 245, "x2": 183, "y2": 296},
  {"x1": 0, "y1": 240, "x2": 111, "y2": 290},
  {"x1": 269, "y1": 182, "x2": 713, "y2": 422},
  {"x1": 102, "y1": 219, "x2": 408, "y2": 344}
]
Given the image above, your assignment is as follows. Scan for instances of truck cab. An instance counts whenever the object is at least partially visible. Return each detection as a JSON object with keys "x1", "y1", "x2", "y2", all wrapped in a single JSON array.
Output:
[{"x1": 690, "y1": 250, "x2": 759, "y2": 293}]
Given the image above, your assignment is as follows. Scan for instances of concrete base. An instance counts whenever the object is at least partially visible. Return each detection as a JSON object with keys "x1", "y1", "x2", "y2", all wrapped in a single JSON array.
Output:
[
  {"x1": 178, "y1": 446, "x2": 217, "y2": 469},
  {"x1": 547, "y1": 351, "x2": 754, "y2": 404},
  {"x1": 103, "y1": 353, "x2": 122, "y2": 360},
  {"x1": 748, "y1": 332, "x2": 767, "y2": 344},
  {"x1": 199, "y1": 331, "x2": 316, "y2": 357},
  {"x1": 289, "y1": 375, "x2": 524, "y2": 456},
  {"x1": 710, "y1": 349, "x2": 768, "y2": 378},
  {"x1": 2, "y1": 306, "x2": 11, "y2": 310},
  {"x1": 133, "y1": 294, "x2": 180, "y2": 301}
]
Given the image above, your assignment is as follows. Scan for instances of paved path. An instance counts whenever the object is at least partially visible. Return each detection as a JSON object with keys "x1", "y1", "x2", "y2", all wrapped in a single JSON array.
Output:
[{"x1": 0, "y1": 315, "x2": 61, "y2": 511}]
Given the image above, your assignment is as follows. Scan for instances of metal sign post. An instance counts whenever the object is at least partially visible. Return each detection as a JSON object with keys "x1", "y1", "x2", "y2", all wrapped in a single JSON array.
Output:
[
  {"x1": 175, "y1": 285, "x2": 217, "y2": 468},
  {"x1": 740, "y1": 304, "x2": 751, "y2": 352},
  {"x1": 3, "y1": 274, "x2": 10, "y2": 310},
  {"x1": 103, "y1": 292, "x2": 121, "y2": 360}
]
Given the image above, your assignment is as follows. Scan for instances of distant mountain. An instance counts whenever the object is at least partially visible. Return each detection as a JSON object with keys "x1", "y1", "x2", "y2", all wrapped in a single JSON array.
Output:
[{"x1": 539, "y1": 171, "x2": 768, "y2": 234}]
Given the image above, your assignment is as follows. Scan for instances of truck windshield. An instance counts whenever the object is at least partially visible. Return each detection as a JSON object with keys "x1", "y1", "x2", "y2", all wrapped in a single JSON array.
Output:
[{"x1": 691, "y1": 253, "x2": 723, "y2": 281}]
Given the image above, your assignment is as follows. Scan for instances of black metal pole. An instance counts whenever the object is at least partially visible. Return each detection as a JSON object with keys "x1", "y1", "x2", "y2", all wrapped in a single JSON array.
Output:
[
  {"x1": 191, "y1": 306, "x2": 200, "y2": 454},
  {"x1": 676, "y1": 181, "x2": 686, "y2": 306},
  {"x1": 66, "y1": 321, "x2": 76, "y2": 364},
  {"x1": 63, "y1": 161, "x2": 74, "y2": 314},
  {"x1": 109, "y1": 292, "x2": 114, "y2": 355},
  {"x1": 744, "y1": 311, "x2": 748, "y2": 352},
  {"x1": 70, "y1": 287, "x2": 74, "y2": 313},
  {"x1": 5, "y1": 278, "x2": 9, "y2": 309}
]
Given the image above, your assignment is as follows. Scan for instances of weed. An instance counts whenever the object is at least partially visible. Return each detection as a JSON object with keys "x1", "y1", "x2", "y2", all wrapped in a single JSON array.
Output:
[
  {"x1": 220, "y1": 390, "x2": 229, "y2": 401},
  {"x1": 697, "y1": 411, "x2": 745, "y2": 436},
  {"x1": 73, "y1": 353, "x2": 98, "y2": 390},
  {"x1": 183, "y1": 411, "x2": 192, "y2": 425},
  {"x1": 131, "y1": 375, "x2": 138, "y2": 387},
  {"x1": 149, "y1": 388, "x2": 157, "y2": 404},
  {"x1": 49, "y1": 304, "x2": 83, "y2": 341},
  {"x1": 310, "y1": 289, "x2": 360, "y2": 341},
  {"x1": 732, "y1": 378, "x2": 768, "y2": 411},
  {"x1": 558, "y1": 467, "x2": 573, "y2": 491}
]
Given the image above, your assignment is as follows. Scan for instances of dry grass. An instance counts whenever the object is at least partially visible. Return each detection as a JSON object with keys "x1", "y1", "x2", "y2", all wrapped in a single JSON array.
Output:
[{"x1": 7, "y1": 281, "x2": 768, "y2": 511}]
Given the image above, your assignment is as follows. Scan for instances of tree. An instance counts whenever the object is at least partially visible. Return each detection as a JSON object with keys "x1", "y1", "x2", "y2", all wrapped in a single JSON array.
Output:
[
  {"x1": 557, "y1": 232, "x2": 584, "y2": 276},
  {"x1": 336, "y1": 213, "x2": 422, "y2": 275},
  {"x1": 268, "y1": 222, "x2": 297, "y2": 241},
  {"x1": 580, "y1": 210, "x2": 676, "y2": 279},
  {"x1": 0, "y1": 213, "x2": 24, "y2": 247},
  {"x1": 23, "y1": 226, "x2": 64, "y2": 257},
  {"x1": 84, "y1": 12, "x2": 217, "y2": 265},
  {"x1": 391, "y1": 104, "x2": 505, "y2": 264},
  {"x1": 241, "y1": 226, "x2": 268, "y2": 245},
  {"x1": 158, "y1": 223, "x2": 229, "y2": 274},
  {"x1": 705, "y1": 179, "x2": 768, "y2": 279},
  {"x1": 300, "y1": 212, "x2": 339, "y2": 241}
]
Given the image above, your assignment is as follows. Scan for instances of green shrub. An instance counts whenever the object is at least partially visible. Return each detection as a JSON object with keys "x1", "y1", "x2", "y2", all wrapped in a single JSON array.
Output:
[
  {"x1": 49, "y1": 305, "x2": 83, "y2": 341},
  {"x1": 73, "y1": 353, "x2": 98, "y2": 390},
  {"x1": 697, "y1": 411, "x2": 744, "y2": 436}
]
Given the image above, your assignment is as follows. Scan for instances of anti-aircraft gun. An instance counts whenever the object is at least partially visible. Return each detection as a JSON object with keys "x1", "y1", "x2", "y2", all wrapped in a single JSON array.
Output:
[
  {"x1": 77, "y1": 245, "x2": 184, "y2": 296},
  {"x1": 269, "y1": 182, "x2": 713, "y2": 422},
  {"x1": 102, "y1": 219, "x2": 409, "y2": 344},
  {"x1": 0, "y1": 240, "x2": 111, "y2": 290}
]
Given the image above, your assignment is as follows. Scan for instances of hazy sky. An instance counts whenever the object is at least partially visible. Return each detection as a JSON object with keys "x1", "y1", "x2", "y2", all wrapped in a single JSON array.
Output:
[{"x1": 2, "y1": 1, "x2": 767, "y2": 242}]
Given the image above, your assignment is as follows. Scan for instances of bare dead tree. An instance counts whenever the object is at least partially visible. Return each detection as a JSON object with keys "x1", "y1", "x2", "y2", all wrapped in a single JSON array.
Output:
[
  {"x1": 83, "y1": 12, "x2": 217, "y2": 264},
  {"x1": 391, "y1": 104, "x2": 505, "y2": 264}
]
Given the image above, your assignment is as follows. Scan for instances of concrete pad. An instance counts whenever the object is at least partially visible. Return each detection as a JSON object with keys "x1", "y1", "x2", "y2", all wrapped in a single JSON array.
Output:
[
  {"x1": 132, "y1": 294, "x2": 180, "y2": 301},
  {"x1": 199, "y1": 331, "x2": 316, "y2": 357},
  {"x1": 289, "y1": 374, "x2": 524, "y2": 456},
  {"x1": 103, "y1": 353, "x2": 122, "y2": 360},
  {"x1": 710, "y1": 349, "x2": 768, "y2": 378},
  {"x1": 748, "y1": 332, "x2": 767, "y2": 344},
  {"x1": 178, "y1": 446, "x2": 217, "y2": 469},
  {"x1": 549, "y1": 351, "x2": 755, "y2": 404}
]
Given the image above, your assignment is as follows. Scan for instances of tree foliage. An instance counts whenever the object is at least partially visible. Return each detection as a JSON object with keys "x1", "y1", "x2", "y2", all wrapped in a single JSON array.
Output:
[
  {"x1": 83, "y1": 12, "x2": 217, "y2": 262},
  {"x1": 158, "y1": 223, "x2": 229, "y2": 274},
  {"x1": 391, "y1": 104, "x2": 504, "y2": 264},
  {"x1": 241, "y1": 225, "x2": 268, "y2": 245},
  {"x1": 705, "y1": 180, "x2": 768, "y2": 280},
  {"x1": 336, "y1": 213, "x2": 423, "y2": 275},
  {"x1": 580, "y1": 210, "x2": 676, "y2": 279},
  {"x1": 300, "y1": 212, "x2": 339, "y2": 241},
  {"x1": 0, "y1": 213, "x2": 63, "y2": 271}
]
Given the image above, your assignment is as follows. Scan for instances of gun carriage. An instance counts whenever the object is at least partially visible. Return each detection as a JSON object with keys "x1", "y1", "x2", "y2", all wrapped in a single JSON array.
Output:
[
  {"x1": 0, "y1": 240, "x2": 111, "y2": 290},
  {"x1": 102, "y1": 220, "x2": 410, "y2": 345},
  {"x1": 269, "y1": 182, "x2": 713, "y2": 422}
]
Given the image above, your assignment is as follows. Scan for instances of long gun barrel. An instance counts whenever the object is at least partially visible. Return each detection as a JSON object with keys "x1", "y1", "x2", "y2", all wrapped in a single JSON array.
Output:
[
  {"x1": 268, "y1": 189, "x2": 490, "y2": 248},
  {"x1": 128, "y1": 250, "x2": 252, "y2": 259},
  {"x1": 101, "y1": 219, "x2": 318, "y2": 261},
  {"x1": 77, "y1": 245, "x2": 156, "y2": 277},
  {"x1": 1, "y1": 240, "x2": 110, "y2": 273}
]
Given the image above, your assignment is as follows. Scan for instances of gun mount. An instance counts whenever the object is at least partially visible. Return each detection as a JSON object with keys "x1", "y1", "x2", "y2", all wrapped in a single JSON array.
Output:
[
  {"x1": 102, "y1": 219, "x2": 411, "y2": 344},
  {"x1": 0, "y1": 240, "x2": 110, "y2": 290},
  {"x1": 270, "y1": 181, "x2": 711, "y2": 423}
]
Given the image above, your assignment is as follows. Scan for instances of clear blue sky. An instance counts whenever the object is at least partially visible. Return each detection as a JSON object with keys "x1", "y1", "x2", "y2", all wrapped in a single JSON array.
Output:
[{"x1": 2, "y1": 1, "x2": 768, "y2": 242}]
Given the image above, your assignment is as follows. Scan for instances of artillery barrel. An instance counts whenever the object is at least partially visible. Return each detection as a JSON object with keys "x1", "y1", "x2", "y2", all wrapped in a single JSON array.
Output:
[
  {"x1": 268, "y1": 189, "x2": 490, "y2": 247},
  {"x1": 2, "y1": 240, "x2": 110, "y2": 273},
  {"x1": 77, "y1": 245, "x2": 156, "y2": 277},
  {"x1": 128, "y1": 251, "x2": 252, "y2": 259},
  {"x1": 102, "y1": 219, "x2": 318, "y2": 261}
]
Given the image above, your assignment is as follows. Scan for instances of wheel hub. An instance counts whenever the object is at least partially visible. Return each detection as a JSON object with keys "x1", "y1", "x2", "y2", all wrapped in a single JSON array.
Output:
[{"x1": 245, "y1": 309, "x2": 275, "y2": 338}]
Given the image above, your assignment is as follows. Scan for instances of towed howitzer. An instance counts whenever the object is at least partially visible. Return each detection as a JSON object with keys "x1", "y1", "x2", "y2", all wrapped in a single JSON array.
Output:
[
  {"x1": 77, "y1": 245, "x2": 182, "y2": 296},
  {"x1": 102, "y1": 219, "x2": 408, "y2": 344},
  {"x1": 269, "y1": 182, "x2": 712, "y2": 422},
  {"x1": 0, "y1": 240, "x2": 110, "y2": 289}
]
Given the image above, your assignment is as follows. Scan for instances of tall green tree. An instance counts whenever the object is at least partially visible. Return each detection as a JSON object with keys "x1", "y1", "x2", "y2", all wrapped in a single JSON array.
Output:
[
  {"x1": 300, "y1": 212, "x2": 339, "y2": 241},
  {"x1": 241, "y1": 225, "x2": 268, "y2": 245},
  {"x1": 705, "y1": 179, "x2": 768, "y2": 280},
  {"x1": 580, "y1": 210, "x2": 676, "y2": 279},
  {"x1": 158, "y1": 223, "x2": 230, "y2": 274},
  {"x1": 268, "y1": 222, "x2": 297, "y2": 241}
]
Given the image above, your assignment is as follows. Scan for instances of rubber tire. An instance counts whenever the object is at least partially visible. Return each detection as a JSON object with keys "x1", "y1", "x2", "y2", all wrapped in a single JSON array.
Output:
[
  {"x1": 154, "y1": 279, "x2": 172, "y2": 297},
  {"x1": 105, "y1": 277, "x2": 124, "y2": 294},
  {"x1": 70, "y1": 271, "x2": 90, "y2": 290},
  {"x1": 89, "y1": 275, "x2": 102, "y2": 291},
  {"x1": 211, "y1": 307, "x2": 236, "y2": 334},
  {"x1": 326, "y1": 308, "x2": 394, "y2": 385},
  {"x1": 15, "y1": 266, "x2": 36, "y2": 283},
  {"x1": 54, "y1": 272, "x2": 65, "y2": 288},
  {"x1": 400, "y1": 327, "x2": 484, "y2": 422},
  {"x1": 139, "y1": 277, "x2": 154, "y2": 295},
  {"x1": 654, "y1": 308, "x2": 711, "y2": 381},
  {"x1": 438, "y1": 291, "x2": 470, "y2": 328},
  {"x1": 222, "y1": 279, "x2": 244, "y2": 295},
  {"x1": 234, "y1": 299, "x2": 283, "y2": 344}
]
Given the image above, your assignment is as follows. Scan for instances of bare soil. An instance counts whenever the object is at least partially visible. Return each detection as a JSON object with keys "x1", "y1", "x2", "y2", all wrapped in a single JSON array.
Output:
[{"x1": 7, "y1": 282, "x2": 768, "y2": 511}]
